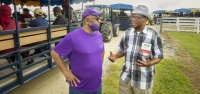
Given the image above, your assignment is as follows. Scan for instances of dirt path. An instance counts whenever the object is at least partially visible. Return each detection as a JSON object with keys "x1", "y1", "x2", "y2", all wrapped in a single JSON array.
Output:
[
  {"x1": 8, "y1": 31, "x2": 124, "y2": 94},
  {"x1": 102, "y1": 31, "x2": 124, "y2": 76},
  {"x1": 9, "y1": 64, "x2": 70, "y2": 94}
]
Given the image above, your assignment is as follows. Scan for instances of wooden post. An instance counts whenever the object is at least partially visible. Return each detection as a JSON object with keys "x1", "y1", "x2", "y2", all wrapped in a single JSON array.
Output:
[
  {"x1": 93, "y1": 0, "x2": 95, "y2": 6},
  {"x1": 82, "y1": 0, "x2": 83, "y2": 10},
  {"x1": 197, "y1": 18, "x2": 200, "y2": 33},
  {"x1": 177, "y1": 17, "x2": 180, "y2": 32},
  {"x1": 160, "y1": 17, "x2": 163, "y2": 34}
]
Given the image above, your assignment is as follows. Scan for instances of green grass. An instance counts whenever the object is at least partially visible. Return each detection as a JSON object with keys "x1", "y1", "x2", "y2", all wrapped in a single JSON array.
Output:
[
  {"x1": 167, "y1": 32, "x2": 200, "y2": 64},
  {"x1": 102, "y1": 59, "x2": 123, "y2": 94},
  {"x1": 153, "y1": 59, "x2": 196, "y2": 94},
  {"x1": 102, "y1": 59, "x2": 197, "y2": 94}
]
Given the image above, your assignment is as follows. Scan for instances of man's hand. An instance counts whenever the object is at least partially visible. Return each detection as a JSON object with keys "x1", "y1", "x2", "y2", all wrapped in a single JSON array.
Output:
[
  {"x1": 108, "y1": 51, "x2": 117, "y2": 62},
  {"x1": 64, "y1": 70, "x2": 80, "y2": 87},
  {"x1": 0, "y1": 25, "x2": 3, "y2": 31},
  {"x1": 135, "y1": 56, "x2": 152, "y2": 67}
]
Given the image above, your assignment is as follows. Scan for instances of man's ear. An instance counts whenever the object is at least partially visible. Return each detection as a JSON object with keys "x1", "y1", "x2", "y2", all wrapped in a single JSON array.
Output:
[
  {"x1": 85, "y1": 20, "x2": 90, "y2": 24},
  {"x1": 144, "y1": 17, "x2": 148, "y2": 21}
]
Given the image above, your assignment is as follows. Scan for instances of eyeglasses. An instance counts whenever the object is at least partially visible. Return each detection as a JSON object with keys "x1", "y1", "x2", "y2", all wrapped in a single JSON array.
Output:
[{"x1": 130, "y1": 16, "x2": 144, "y2": 20}]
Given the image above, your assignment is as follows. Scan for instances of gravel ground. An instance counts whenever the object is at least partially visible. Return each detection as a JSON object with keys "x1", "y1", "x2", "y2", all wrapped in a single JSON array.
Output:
[
  {"x1": 8, "y1": 31, "x2": 124, "y2": 94},
  {"x1": 102, "y1": 31, "x2": 124, "y2": 76}
]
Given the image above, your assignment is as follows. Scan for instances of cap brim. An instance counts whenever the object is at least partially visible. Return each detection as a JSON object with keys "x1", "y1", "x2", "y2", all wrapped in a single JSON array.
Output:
[
  {"x1": 35, "y1": 13, "x2": 43, "y2": 16},
  {"x1": 92, "y1": 12, "x2": 102, "y2": 16}
]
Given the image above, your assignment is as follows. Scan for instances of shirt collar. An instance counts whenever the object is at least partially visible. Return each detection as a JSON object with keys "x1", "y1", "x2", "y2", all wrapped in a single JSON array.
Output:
[{"x1": 142, "y1": 25, "x2": 148, "y2": 34}]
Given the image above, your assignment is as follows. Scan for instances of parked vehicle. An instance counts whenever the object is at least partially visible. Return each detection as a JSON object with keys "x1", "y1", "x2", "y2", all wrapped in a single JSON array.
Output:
[
  {"x1": 73, "y1": 9, "x2": 84, "y2": 22},
  {"x1": 84, "y1": 4, "x2": 120, "y2": 42},
  {"x1": 110, "y1": 3, "x2": 133, "y2": 30},
  {"x1": 146, "y1": 18, "x2": 155, "y2": 25}
]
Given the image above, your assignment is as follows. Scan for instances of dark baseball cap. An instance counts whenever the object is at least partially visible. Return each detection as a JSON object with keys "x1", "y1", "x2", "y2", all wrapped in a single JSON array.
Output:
[
  {"x1": 23, "y1": 8, "x2": 29, "y2": 11},
  {"x1": 82, "y1": 8, "x2": 102, "y2": 20}
]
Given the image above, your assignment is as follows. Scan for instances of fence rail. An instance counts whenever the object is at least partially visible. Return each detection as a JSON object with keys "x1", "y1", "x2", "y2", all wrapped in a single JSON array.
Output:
[{"x1": 156, "y1": 17, "x2": 200, "y2": 33}]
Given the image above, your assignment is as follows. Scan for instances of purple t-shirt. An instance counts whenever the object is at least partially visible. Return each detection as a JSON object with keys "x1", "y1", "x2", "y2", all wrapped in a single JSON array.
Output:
[{"x1": 53, "y1": 28, "x2": 104, "y2": 92}]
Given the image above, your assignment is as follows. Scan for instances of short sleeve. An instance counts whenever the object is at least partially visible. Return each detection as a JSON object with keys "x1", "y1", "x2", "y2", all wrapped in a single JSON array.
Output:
[
  {"x1": 53, "y1": 34, "x2": 73, "y2": 58},
  {"x1": 118, "y1": 32, "x2": 126, "y2": 54},
  {"x1": 153, "y1": 33, "x2": 164, "y2": 59}
]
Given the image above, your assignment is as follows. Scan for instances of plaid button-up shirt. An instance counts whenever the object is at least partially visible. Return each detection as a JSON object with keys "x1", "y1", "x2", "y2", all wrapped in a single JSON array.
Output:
[{"x1": 118, "y1": 26, "x2": 164, "y2": 89}]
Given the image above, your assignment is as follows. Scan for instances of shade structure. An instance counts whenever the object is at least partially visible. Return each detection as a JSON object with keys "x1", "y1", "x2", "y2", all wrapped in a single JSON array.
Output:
[
  {"x1": 1, "y1": 0, "x2": 95, "y2": 6},
  {"x1": 85, "y1": 4, "x2": 110, "y2": 8},
  {"x1": 173, "y1": 8, "x2": 198, "y2": 13},
  {"x1": 153, "y1": 10, "x2": 172, "y2": 14},
  {"x1": 110, "y1": 3, "x2": 133, "y2": 10}
]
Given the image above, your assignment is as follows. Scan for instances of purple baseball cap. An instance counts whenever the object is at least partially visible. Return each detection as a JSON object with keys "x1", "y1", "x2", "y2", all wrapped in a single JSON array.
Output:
[{"x1": 82, "y1": 8, "x2": 102, "y2": 20}]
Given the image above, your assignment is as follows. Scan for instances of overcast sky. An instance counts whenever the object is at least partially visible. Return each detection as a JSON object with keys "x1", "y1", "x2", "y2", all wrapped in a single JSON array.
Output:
[
  {"x1": 8, "y1": 0, "x2": 200, "y2": 13},
  {"x1": 72, "y1": 0, "x2": 200, "y2": 12}
]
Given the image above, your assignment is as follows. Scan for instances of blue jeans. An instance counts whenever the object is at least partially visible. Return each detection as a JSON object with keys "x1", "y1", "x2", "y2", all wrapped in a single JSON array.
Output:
[{"x1": 69, "y1": 85, "x2": 102, "y2": 94}]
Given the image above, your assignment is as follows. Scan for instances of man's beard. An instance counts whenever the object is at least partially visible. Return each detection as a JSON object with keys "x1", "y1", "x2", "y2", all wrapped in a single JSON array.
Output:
[{"x1": 134, "y1": 24, "x2": 142, "y2": 30}]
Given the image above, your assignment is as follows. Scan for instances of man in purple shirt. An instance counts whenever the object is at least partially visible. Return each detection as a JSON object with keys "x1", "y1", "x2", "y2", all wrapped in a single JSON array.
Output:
[{"x1": 51, "y1": 8, "x2": 104, "y2": 94}]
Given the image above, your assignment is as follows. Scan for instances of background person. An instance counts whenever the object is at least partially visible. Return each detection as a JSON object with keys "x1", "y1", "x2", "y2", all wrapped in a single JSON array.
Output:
[
  {"x1": 62, "y1": 0, "x2": 73, "y2": 22},
  {"x1": 20, "y1": 8, "x2": 33, "y2": 23},
  {"x1": 0, "y1": 5, "x2": 33, "y2": 64},
  {"x1": 0, "y1": 5, "x2": 20, "y2": 31},
  {"x1": 28, "y1": 8, "x2": 48, "y2": 61},
  {"x1": 153, "y1": 15, "x2": 157, "y2": 24},
  {"x1": 20, "y1": 8, "x2": 33, "y2": 28},
  {"x1": 29, "y1": 8, "x2": 48, "y2": 27},
  {"x1": 52, "y1": 7, "x2": 68, "y2": 25},
  {"x1": 52, "y1": 7, "x2": 68, "y2": 45}
]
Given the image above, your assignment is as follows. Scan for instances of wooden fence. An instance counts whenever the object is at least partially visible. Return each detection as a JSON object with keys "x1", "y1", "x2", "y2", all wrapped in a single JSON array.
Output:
[{"x1": 156, "y1": 17, "x2": 200, "y2": 33}]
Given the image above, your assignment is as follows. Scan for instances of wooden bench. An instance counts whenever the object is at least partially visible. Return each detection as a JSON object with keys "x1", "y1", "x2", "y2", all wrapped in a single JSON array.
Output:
[
  {"x1": 0, "y1": 25, "x2": 67, "y2": 70},
  {"x1": 0, "y1": 25, "x2": 67, "y2": 51}
]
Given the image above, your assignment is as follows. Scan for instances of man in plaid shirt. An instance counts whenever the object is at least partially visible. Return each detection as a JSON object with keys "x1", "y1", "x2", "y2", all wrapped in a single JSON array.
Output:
[{"x1": 109, "y1": 5, "x2": 163, "y2": 94}]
